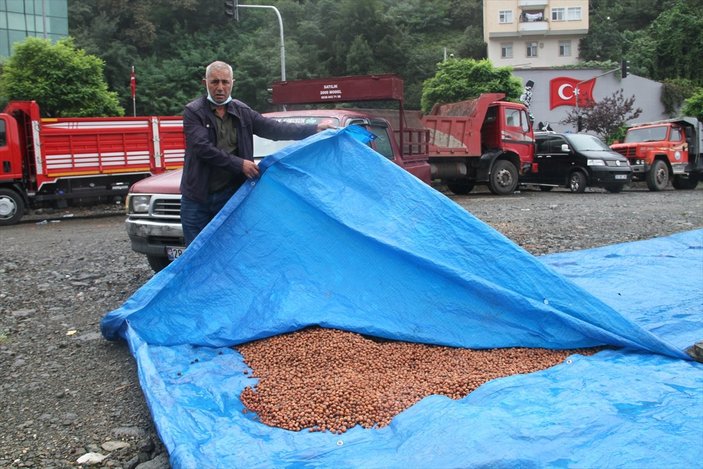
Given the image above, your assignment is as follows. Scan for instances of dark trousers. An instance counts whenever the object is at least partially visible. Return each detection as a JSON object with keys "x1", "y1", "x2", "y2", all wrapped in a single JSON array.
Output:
[{"x1": 180, "y1": 187, "x2": 236, "y2": 246}]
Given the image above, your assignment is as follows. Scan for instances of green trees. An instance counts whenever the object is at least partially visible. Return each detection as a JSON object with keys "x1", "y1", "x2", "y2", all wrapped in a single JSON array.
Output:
[
  {"x1": 420, "y1": 59, "x2": 522, "y2": 112},
  {"x1": 0, "y1": 37, "x2": 122, "y2": 117}
]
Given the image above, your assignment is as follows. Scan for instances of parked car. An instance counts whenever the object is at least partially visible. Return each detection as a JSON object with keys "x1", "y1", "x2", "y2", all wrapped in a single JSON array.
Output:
[{"x1": 521, "y1": 132, "x2": 632, "y2": 193}]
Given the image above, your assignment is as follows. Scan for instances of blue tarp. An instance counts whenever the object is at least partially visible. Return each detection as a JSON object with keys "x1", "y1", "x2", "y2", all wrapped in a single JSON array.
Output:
[{"x1": 102, "y1": 127, "x2": 703, "y2": 468}]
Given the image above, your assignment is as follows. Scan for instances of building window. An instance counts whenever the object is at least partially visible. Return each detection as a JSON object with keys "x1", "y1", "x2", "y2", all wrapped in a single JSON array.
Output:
[
  {"x1": 559, "y1": 40, "x2": 572, "y2": 57},
  {"x1": 501, "y1": 43, "x2": 513, "y2": 59},
  {"x1": 567, "y1": 7, "x2": 582, "y2": 21},
  {"x1": 526, "y1": 42, "x2": 538, "y2": 57},
  {"x1": 551, "y1": 8, "x2": 565, "y2": 21},
  {"x1": 499, "y1": 10, "x2": 513, "y2": 24}
]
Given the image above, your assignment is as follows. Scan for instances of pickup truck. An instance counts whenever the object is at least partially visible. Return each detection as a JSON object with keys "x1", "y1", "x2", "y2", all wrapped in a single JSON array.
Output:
[
  {"x1": 125, "y1": 109, "x2": 431, "y2": 272},
  {"x1": 521, "y1": 132, "x2": 632, "y2": 193}
]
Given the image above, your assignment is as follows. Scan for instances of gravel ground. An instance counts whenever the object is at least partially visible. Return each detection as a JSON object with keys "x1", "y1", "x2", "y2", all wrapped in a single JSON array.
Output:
[{"x1": 1, "y1": 183, "x2": 701, "y2": 468}]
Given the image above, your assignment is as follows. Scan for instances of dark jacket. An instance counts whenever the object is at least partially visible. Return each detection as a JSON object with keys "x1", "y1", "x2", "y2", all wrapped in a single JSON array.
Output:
[{"x1": 180, "y1": 96, "x2": 317, "y2": 203}]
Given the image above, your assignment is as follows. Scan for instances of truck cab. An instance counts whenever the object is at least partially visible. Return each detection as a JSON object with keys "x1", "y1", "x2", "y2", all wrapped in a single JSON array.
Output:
[
  {"x1": 126, "y1": 109, "x2": 430, "y2": 272},
  {"x1": 610, "y1": 118, "x2": 702, "y2": 191},
  {"x1": 522, "y1": 132, "x2": 632, "y2": 193}
]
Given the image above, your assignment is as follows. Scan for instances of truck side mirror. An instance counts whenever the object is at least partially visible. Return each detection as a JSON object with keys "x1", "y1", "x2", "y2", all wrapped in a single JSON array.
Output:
[{"x1": 561, "y1": 144, "x2": 570, "y2": 152}]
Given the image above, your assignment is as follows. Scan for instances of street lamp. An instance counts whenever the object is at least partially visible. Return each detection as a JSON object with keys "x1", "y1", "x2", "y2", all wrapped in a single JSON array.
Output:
[{"x1": 229, "y1": 3, "x2": 287, "y2": 82}]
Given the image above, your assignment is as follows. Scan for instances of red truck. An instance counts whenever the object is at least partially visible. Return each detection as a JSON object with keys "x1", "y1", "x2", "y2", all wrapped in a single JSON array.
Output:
[
  {"x1": 610, "y1": 117, "x2": 703, "y2": 191},
  {"x1": 0, "y1": 100, "x2": 185, "y2": 225},
  {"x1": 271, "y1": 76, "x2": 534, "y2": 196},
  {"x1": 124, "y1": 74, "x2": 534, "y2": 271}
]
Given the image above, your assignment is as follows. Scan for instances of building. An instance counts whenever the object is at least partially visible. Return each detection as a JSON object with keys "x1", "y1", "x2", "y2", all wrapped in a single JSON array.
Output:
[
  {"x1": 483, "y1": 0, "x2": 589, "y2": 68},
  {"x1": 0, "y1": 0, "x2": 68, "y2": 57}
]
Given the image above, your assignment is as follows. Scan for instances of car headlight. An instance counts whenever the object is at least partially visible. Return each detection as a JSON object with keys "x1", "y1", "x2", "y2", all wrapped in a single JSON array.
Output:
[
  {"x1": 129, "y1": 195, "x2": 152, "y2": 213},
  {"x1": 587, "y1": 159, "x2": 605, "y2": 166}
]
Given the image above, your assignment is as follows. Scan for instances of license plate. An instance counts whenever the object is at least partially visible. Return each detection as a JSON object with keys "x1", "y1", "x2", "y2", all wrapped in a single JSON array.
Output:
[
  {"x1": 166, "y1": 246, "x2": 185, "y2": 261},
  {"x1": 614, "y1": 174, "x2": 628, "y2": 180}
]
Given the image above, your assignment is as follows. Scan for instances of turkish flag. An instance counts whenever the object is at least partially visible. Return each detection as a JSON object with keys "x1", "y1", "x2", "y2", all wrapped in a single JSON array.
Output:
[
  {"x1": 130, "y1": 66, "x2": 136, "y2": 99},
  {"x1": 549, "y1": 77, "x2": 595, "y2": 109}
]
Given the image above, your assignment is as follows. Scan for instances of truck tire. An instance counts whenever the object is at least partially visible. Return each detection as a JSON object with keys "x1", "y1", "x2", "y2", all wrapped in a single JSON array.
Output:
[
  {"x1": 646, "y1": 159, "x2": 669, "y2": 191},
  {"x1": 447, "y1": 181, "x2": 475, "y2": 195},
  {"x1": 604, "y1": 183, "x2": 625, "y2": 193},
  {"x1": 568, "y1": 171, "x2": 587, "y2": 193},
  {"x1": 147, "y1": 255, "x2": 171, "y2": 273},
  {"x1": 488, "y1": 160, "x2": 519, "y2": 195},
  {"x1": 0, "y1": 188, "x2": 25, "y2": 226},
  {"x1": 672, "y1": 174, "x2": 699, "y2": 190}
]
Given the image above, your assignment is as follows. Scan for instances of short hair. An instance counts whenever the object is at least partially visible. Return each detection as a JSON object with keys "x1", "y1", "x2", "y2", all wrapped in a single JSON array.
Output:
[{"x1": 205, "y1": 61, "x2": 233, "y2": 79}]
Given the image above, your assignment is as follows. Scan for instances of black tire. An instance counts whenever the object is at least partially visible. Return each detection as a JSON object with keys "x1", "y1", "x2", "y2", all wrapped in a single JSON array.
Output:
[
  {"x1": 147, "y1": 255, "x2": 171, "y2": 273},
  {"x1": 672, "y1": 174, "x2": 699, "y2": 190},
  {"x1": 447, "y1": 180, "x2": 475, "y2": 195},
  {"x1": 568, "y1": 171, "x2": 587, "y2": 193},
  {"x1": 604, "y1": 183, "x2": 625, "y2": 193},
  {"x1": 488, "y1": 160, "x2": 519, "y2": 195},
  {"x1": 0, "y1": 188, "x2": 25, "y2": 226},
  {"x1": 539, "y1": 186, "x2": 554, "y2": 192},
  {"x1": 646, "y1": 159, "x2": 669, "y2": 191}
]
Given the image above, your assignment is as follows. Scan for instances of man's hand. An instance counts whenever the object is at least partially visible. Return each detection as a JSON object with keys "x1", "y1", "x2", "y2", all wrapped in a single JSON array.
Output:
[
  {"x1": 242, "y1": 159, "x2": 260, "y2": 179},
  {"x1": 316, "y1": 122, "x2": 338, "y2": 132}
]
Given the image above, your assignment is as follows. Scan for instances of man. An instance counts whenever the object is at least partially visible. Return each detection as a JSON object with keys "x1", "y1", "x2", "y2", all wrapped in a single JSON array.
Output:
[{"x1": 180, "y1": 61, "x2": 330, "y2": 246}]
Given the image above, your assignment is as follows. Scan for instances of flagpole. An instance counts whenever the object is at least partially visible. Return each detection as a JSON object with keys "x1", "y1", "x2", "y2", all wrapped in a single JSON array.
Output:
[{"x1": 130, "y1": 66, "x2": 136, "y2": 117}]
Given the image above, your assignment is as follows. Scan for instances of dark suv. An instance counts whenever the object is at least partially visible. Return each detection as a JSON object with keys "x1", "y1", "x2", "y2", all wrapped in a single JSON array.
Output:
[{"x1": 522, "y1": 132, "x2": 632, "y2": 193}]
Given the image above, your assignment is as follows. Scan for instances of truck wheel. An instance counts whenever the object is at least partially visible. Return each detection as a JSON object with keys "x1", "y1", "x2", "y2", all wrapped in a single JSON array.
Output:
[
  {"x1": 568, "y1": 171, "x2": 587, "y2": 193},
  {"x1": 646, "y1": 160, "x2": 669, "y2": 191},
  {"x1": 447, "y1": 181, "x2": 475, "y2": 195},
  {"x1": 672, "y1": 174, "x2": 699, "y2": 190},
  {"x1": 604, "y1": 183, "x2": 625, "y2": 193},
  {"x1": 147, "y1": 255, "x2": 171, "y2": 273},
  {"x1": 488, "y1": 160, "x2": 518, "y2": 195},
  {"x1": 0, "y1": 188, "x2": 25, "y2": 226}
]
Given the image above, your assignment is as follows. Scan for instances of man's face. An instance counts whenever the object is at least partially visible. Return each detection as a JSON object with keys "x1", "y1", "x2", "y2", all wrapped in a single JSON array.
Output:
[{"x1": 204, "y1": 68, "x2": 234, "y2": 105}]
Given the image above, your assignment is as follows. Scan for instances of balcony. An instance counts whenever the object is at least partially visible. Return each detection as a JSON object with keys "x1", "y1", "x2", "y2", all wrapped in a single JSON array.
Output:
[
  {"x1": 519, "y1": 11, "x2": 548, "y2": 34},
  {"x1": 519, "y1": 0, "x2": 547, "y2": 6},
  {"x1": 519, "y1": 21, "x2": 548, "y2": 34}
]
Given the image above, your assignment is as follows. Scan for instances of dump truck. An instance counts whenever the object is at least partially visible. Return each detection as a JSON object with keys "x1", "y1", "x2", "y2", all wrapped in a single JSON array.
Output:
[
  {"x1": 271, "y1": 75, "x2": 535, "y2": 195},
  {"x1": 610, "y1": 117, "x2": 702, "y2": 190},
  {"x1": 0, "y1": 100, "x2": 185, "y2": 225}
]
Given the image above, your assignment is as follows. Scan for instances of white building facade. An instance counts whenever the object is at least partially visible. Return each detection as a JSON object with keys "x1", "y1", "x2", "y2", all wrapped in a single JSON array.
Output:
[{"x1": 483, "y1": 0, "x2": 589, "y2": 68}]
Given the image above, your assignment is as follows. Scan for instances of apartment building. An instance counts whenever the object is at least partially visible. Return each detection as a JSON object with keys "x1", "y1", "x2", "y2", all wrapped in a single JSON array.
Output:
[{"x1": 483, "y1": 0, "x2": 589, "y2": 68}]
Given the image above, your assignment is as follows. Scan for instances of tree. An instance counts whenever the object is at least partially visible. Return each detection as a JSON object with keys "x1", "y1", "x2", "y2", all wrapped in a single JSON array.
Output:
[
  {"x1": 420, "y1": 59, "x2": 523, "y2": 112},
  {"x1": 0, "y1": 37, "x2": 123, "y2": 117},
  {"x1": 560, "y1": 90, "x2": 642, "y2": 142},
  {"x1": 681, "y1": 89, "x2": 703, "y2": 121}
]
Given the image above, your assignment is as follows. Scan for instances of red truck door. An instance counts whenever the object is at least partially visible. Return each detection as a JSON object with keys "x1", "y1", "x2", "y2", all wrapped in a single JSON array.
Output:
[{"x1": 0, "y1": 114, "x2": 23, "y2": 181}]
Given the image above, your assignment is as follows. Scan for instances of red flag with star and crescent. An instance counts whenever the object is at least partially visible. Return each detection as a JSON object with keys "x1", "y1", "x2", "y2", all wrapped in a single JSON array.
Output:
[
  {"x1": 130, "y1": 66, "x2": 136, "y2": 99},
  {"x1": 549, "y1": 77, "x2": 596, "y2": 109}
]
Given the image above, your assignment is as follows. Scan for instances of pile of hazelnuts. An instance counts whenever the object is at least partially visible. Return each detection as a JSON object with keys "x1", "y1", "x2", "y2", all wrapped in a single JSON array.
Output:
[{"x1": 237, "y1": 327, "x2": 597, "y2": 434}]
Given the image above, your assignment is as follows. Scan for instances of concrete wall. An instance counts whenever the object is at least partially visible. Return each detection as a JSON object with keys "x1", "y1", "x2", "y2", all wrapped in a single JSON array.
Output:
[{"x1": 512, "y1": 68, "x2": 668, "y2": 133}]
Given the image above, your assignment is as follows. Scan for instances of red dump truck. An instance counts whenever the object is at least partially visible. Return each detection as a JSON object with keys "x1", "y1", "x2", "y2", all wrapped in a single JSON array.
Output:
[
  {"x1": 125, "y1": 74, "x2": 534, "y2": 271},
  {"x1": 0, "y1": 100, "x2": 185, "y2": 225},
  {"x1": 271, "y1": 75, "x2": 534, "y2": 195},
  {"x1": 610, "y1": 117, "x2": 702, "y2": 190}
]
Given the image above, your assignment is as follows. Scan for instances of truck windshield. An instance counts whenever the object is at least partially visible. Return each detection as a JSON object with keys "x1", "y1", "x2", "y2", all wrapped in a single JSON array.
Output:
[
  {"x1": 565, "y1": 134, "x2": 610, "y2": 151},
  {"x1": 624, "y1": 126, "x2": 668, "y2": 143},
  {"x1": 253, "y1": 116, "x2": 341, "y2": 158}
]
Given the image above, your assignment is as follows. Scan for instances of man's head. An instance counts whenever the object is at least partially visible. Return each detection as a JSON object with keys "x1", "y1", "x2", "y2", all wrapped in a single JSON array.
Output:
[{"x1": 204, "y1": 61, "x2": 234, "y2": 105}]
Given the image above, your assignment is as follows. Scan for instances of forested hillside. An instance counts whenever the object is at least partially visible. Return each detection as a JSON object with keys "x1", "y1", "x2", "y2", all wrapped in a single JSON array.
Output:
[{"x1": 64, "y1": 0, "x2": 702, "y2": 115}]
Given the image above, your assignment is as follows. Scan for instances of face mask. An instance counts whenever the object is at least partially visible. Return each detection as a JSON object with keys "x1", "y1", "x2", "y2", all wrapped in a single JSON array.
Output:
[{"x1": 206, "y1": 88, "x2": 233, "y2": 106}]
